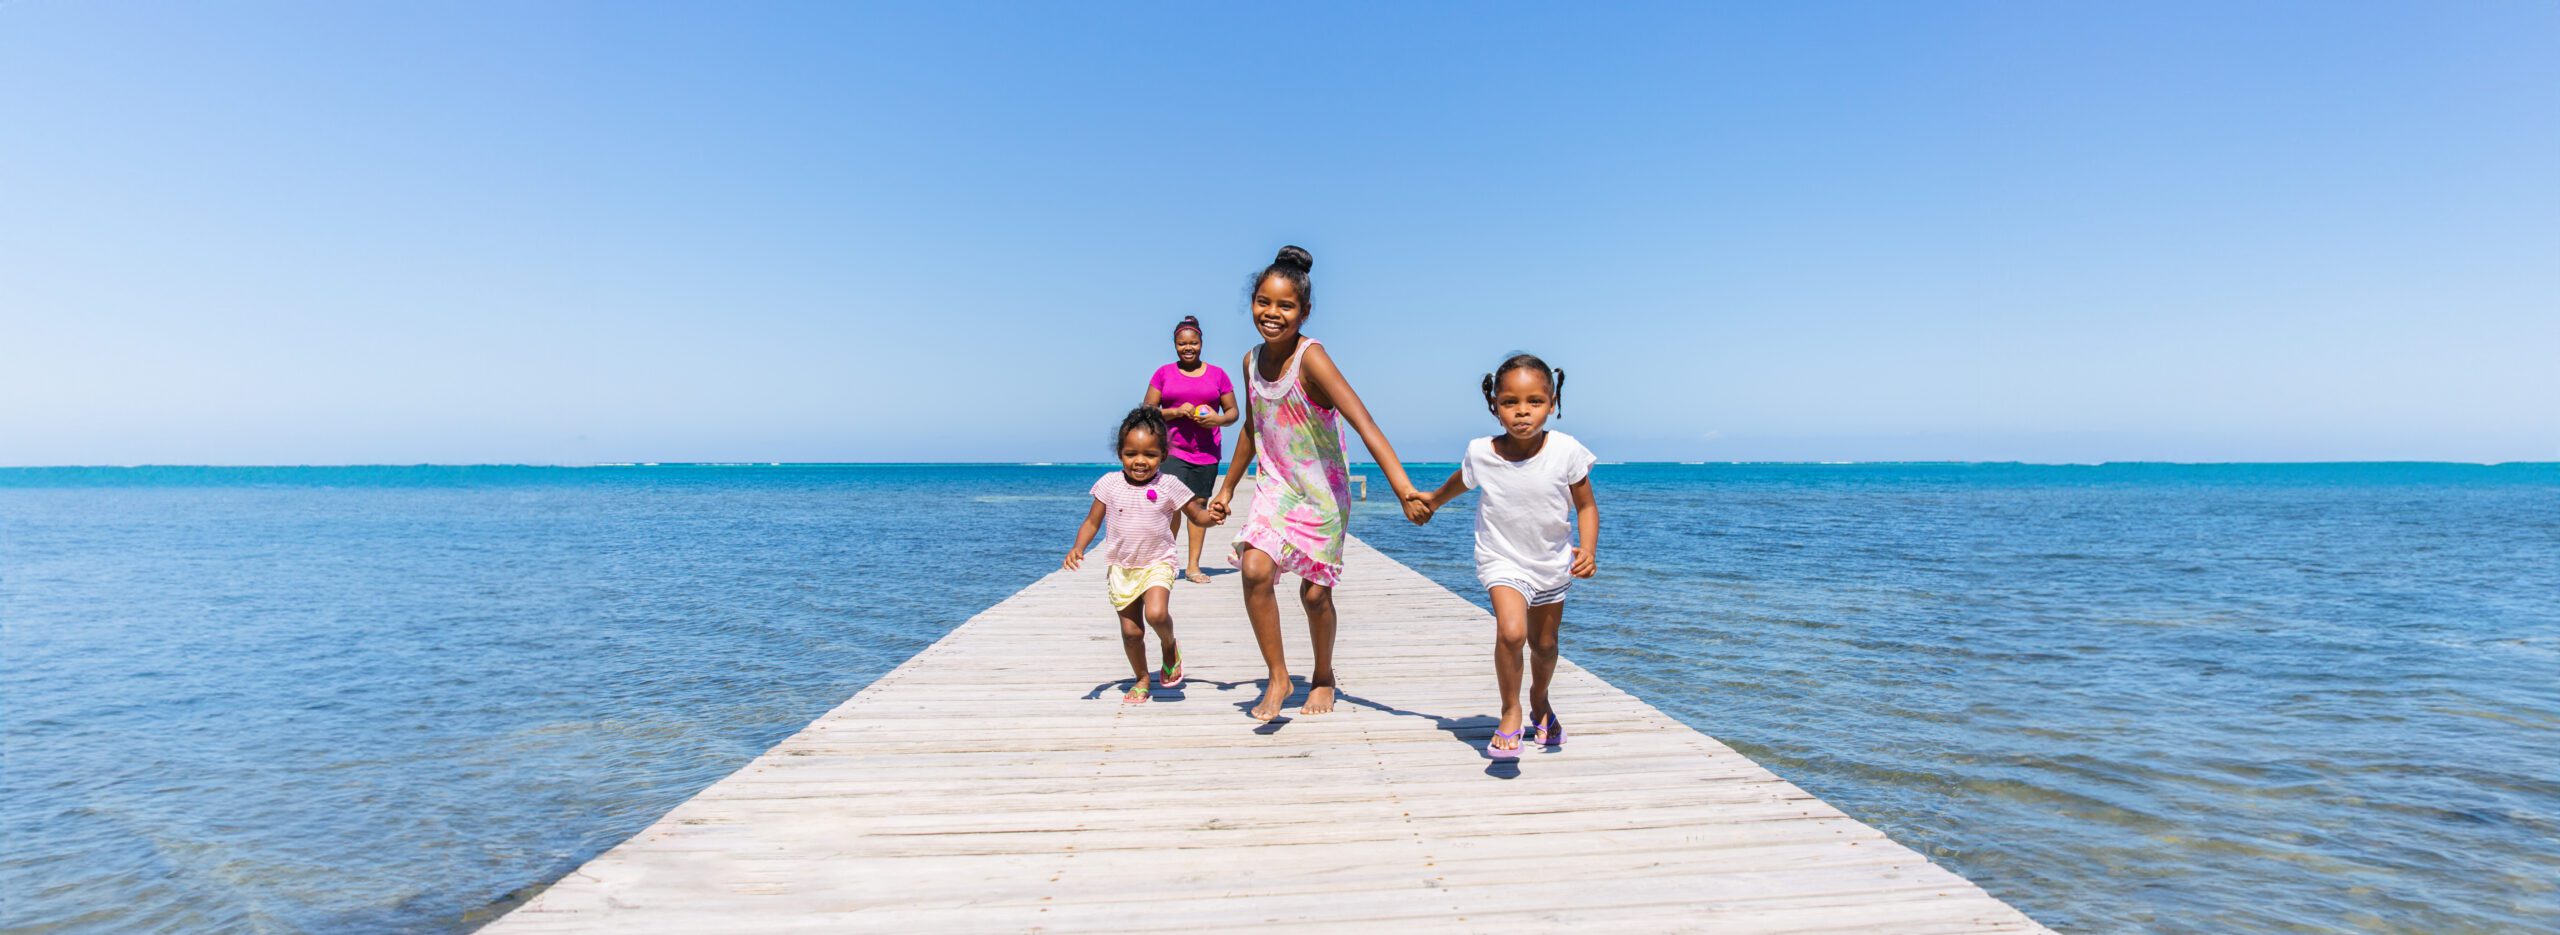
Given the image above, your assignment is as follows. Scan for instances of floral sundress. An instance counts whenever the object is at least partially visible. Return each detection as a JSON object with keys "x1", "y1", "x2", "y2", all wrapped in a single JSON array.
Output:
[{"x1": 1232, "y1": 337, "x2": 1352, "y2": 586}]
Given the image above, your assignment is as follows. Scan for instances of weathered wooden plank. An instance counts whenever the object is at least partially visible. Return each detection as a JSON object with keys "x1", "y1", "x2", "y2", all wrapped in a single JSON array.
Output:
[{"x1": 487, "y1": 482, "x2": 2046, "y2": 933}]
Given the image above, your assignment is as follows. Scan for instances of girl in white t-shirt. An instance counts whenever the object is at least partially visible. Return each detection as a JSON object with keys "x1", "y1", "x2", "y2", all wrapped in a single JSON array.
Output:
[{"x1": 1413, "y1": 354, "x2": 1599, "y2": 758}]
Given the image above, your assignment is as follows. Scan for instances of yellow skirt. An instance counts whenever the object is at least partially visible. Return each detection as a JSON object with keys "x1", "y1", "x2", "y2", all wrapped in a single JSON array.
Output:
[{"x1": 1107, "y1": 562, "x2": 1177, "y2": 610}]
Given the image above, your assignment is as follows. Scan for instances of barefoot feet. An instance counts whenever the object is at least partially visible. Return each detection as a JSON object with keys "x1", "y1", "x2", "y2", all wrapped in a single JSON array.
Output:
[
  {"x1": 1300, "y1": 672, "x2": 1337, "y2": 715},
  {"x1": 1250, "y1": 675, "x2": 1291, "y2": 721}
]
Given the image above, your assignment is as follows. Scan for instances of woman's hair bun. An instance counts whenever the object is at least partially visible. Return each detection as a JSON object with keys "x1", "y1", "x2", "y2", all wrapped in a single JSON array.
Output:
[{"x1": 1273, "y1": 245, "x2": 1313, "y2": 273}]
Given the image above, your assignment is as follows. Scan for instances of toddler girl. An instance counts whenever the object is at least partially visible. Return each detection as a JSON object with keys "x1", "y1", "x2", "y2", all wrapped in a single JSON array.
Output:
[{"x1": 1066, "y1": 407, "x2": 1224, "y2": 703}]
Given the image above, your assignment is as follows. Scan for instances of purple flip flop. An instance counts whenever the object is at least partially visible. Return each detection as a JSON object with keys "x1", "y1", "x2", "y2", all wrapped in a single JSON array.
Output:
[
  {"x1": 1486, "y1": 727, "x2": 1524, "y2": 760},
  {"x1": 1534, "y1": 712, "x2": 1565, "y2": 747}
]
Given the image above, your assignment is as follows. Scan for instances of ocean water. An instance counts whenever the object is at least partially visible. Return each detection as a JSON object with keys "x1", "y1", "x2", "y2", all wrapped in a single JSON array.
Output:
[{"x1": 4, "y1": 464, "x2": 2555, "y2": 933}]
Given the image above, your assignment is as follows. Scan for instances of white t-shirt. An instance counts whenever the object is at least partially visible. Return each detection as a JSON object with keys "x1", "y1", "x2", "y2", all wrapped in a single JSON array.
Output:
[{"x1": 1460, "y1": 431, "x2": 1596, "y2": 593}]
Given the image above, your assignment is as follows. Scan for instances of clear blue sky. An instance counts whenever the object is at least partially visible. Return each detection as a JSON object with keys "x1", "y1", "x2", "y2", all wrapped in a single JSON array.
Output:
[{"x1": 4, "y1": 3, "x2": 2554, "y2": 465}]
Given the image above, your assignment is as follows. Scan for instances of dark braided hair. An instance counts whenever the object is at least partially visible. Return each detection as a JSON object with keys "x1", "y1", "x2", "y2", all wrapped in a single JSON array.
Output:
[
  {"x1": 1481, "y1": 352, "x2": 1566, "y2": 418},
  {"x1": 1247, "y1": 245, "x2": 1314, "y2": 317},
  {"x1": 1173, "y1": 315, "x2": 1202, "y2": 339},
  {"x1": 1113, "y1": 405, "x2": 1170, "y2": 455}
]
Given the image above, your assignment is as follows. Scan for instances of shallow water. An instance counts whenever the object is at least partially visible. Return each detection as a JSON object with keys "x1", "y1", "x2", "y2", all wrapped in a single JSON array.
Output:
[
  {"x1": 1354, "y1": 462, "x2": 2560, "y2": 933},
  {"x1": 0, "y1": 466, "x2": 1066, "y2": 933},
  {"x1": 3, "y1": 463, "x2": 2555, "y2": 932}
]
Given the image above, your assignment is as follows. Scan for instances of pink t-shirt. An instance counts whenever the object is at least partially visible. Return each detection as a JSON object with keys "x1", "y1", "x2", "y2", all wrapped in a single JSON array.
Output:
[
  {"x1": 1090, "y1": 471, "x2": 1195, "y2": 568},
  {"x1": 1148, "y1": 362, "x2": 1234, "y2": 465}
]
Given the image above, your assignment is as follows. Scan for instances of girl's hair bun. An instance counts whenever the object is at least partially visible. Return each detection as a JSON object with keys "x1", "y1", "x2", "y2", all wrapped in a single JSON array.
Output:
[
  {"x1": 1174, "y1": 315, "x2": 1202, "y2": 337},
  {"x1": 1250, "y1": 245, "x2": 1316, "y2": 316},
  {"x1": 1273, "y1": 245, "x2": 1313, "y2": 273}
]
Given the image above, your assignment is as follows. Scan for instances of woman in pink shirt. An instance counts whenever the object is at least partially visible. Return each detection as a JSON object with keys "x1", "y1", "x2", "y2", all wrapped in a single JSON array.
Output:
[{"x1": 1142, "y1": 315, "x2": 1239, "y2": 584}]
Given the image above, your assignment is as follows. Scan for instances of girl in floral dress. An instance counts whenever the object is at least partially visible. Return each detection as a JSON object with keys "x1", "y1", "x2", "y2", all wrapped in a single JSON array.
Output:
[{"x1": 1205, "y1": 246, "x2": 1431, "y2": 721}]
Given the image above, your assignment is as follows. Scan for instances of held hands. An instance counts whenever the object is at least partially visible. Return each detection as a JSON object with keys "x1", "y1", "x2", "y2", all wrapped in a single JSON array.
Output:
[
  {"x1": 1400, "y1": 488, "x2": 1435, "y2": 525},
  {"x1": 1570, "y1": 546, "x2": 1597, "y2": 578},
  {"x1": 1205, "y1": 493, "x2": 1233, "y2": 524}
]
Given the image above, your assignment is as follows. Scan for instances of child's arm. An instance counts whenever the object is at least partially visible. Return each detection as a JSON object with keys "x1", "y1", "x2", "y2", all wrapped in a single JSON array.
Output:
[
  {"x1": 1207, "y1": 354, "x2": 1257, "y2": 521},
  {"x1": 1297, "y1": 344, "x2": 1423, "y2": 504},
  {"x1": 1179, "y1": 495, "x2": 1221, "y2": 527},
  {"x1": 1422, "y1": 468, "x2": 1467, "y2": 509},
  {"x1": 1204, "y1": 426, "x2": 1252, "y2": 524},
  {"x1": 1063, "y1": 499, "x2": 1105, "y2": 570},
  {"x1": 1568, "y1": 477, "x2": 1599, "y2": 578},
  {"x1": 1407, "y1": 468, "x2": 1467, "y2": 524}
]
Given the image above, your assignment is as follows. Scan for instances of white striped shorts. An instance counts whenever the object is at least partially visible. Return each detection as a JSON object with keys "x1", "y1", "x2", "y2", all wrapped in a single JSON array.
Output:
[{"x1": 1484, "y1": 578, "x2": 1571, "y2": 607}]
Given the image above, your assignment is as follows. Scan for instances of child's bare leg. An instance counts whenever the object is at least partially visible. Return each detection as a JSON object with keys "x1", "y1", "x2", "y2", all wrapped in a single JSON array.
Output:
[
  {"x1": 1143, "y1": 587, "x2": 1178, "y2": 673},
  {"x1": 1489, "y1": 586, "x2": 1530, "y2": 750},
  {"x1": 1116, "y1": 601, "x2": 1150, "y2": 692},
  {"x1": 1527, "y1": 601, "x2": 1563, "y2": 726},
  {"x1": 1237, "y1": 547, "x2": 1291, "y2": 720},
  {"x1": 1298, "y1": 579, "x2": 1338, "y2": 714}
]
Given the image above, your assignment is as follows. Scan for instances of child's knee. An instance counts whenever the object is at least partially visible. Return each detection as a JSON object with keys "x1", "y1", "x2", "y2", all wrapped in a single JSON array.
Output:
[
  {"x1": 1496, "y1": 624, "x2": 1529, "y2": 648},
  {"x1": 1118, "y1": 617, "x2": 1146, "y2": 638},
  {"x1": 1298, "y1": 582, "x2": 1331, "y2": 606},
  {"x1": 1530, "y1": 630, "x2": 1560, "y2": 655},
  {"x1": 1145, "y1": 605, "x2": 1174, "y2": 629}
]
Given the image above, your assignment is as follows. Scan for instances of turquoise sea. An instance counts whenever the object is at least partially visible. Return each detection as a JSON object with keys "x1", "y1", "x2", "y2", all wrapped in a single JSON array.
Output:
[{"x1": 3, "y1": 463, "x2": 2555, "y2": 932}]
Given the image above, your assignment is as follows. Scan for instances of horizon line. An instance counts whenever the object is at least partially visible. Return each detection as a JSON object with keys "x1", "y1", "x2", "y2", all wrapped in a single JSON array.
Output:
[{"x1": 4, "y1": 460, "x2": 2554, "y2": 470}]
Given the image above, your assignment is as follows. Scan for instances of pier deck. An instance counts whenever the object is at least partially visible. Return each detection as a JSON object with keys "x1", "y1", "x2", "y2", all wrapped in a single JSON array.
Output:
[{"x1": 489, "y1": 487, "x2": 2046, "y2": 933}]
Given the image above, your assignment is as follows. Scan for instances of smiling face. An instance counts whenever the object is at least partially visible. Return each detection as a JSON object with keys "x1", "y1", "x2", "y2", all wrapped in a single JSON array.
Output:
[
  {"x1": 1174, "y1": 330, "x2": 1202, "y2": 366},
  {"x1": 1119, "y1": 426, "x2": 1167, "y2": 482},
  {"x1": 1489, "y1": 367, "x2": 1556, "y2": 441},
  {"x1": 1249, "y1": 275, "x2": 1306, "y2": 343}
]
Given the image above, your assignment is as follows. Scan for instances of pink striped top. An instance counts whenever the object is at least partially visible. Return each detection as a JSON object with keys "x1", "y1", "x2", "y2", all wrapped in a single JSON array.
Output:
[{"x1": 1089, "y1": 471, "x2": 1195, "y2": 568}]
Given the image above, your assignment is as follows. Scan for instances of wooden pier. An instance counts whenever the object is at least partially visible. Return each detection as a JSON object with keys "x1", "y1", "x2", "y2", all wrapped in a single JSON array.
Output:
[{"x1": 488, "y1": 485, "x2": 2046, "y2": 933}]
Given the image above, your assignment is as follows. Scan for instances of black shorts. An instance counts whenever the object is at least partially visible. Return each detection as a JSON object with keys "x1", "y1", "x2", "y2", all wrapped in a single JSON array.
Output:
[{"x1": 1163, "y1": 457, "x2": 1219, "y2": 500}]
